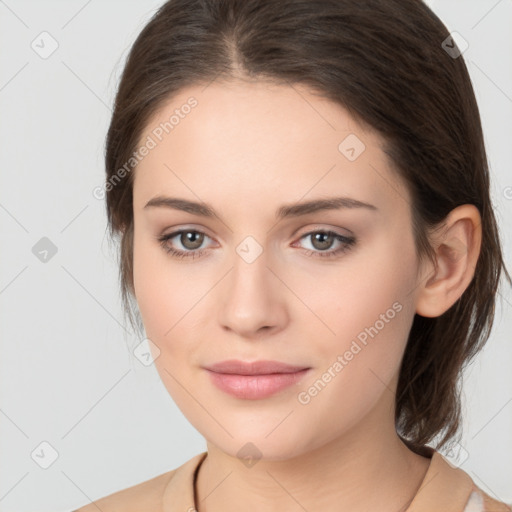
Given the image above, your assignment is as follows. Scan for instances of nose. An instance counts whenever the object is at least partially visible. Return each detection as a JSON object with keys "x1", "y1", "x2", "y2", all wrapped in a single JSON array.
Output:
[{"x1": 217, "y1": 247, "x2": 288, "y2": 339}]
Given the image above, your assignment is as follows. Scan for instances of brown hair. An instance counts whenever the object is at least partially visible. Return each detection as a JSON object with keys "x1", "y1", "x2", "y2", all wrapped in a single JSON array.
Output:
[{"x1": 103, "y1": 0, "x2": 510, "y2": 454}]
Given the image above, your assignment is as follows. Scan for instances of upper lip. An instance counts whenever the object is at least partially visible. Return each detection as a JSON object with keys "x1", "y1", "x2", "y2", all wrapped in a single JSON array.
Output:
[{"x1": 204, "y1": 359, "x2": 310, "y2": 375}]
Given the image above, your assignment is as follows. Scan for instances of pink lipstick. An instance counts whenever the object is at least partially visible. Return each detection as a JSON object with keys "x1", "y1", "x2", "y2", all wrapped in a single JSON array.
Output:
[{"x1": 203, "y1": 359, "x2": 311, "y2": 400}]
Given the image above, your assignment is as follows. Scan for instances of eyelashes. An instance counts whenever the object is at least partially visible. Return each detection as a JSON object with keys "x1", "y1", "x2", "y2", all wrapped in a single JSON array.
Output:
[{"x1": 156, "y1": 228, "x2": 356, "y2": 260}]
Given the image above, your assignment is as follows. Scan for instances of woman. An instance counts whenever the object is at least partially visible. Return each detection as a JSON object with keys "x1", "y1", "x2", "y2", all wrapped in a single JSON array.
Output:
[{"x1": 75, "y1": 0, "x2": 511, "y2": 510}]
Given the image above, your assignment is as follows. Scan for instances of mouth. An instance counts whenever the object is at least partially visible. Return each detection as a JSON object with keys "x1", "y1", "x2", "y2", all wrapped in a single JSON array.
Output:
[
  {"x1": 204, "y1": 359, "x2": 310, "y2": 375},
  {"x1": 203, "y1": 360, "x2": 311, "y2": 400}
]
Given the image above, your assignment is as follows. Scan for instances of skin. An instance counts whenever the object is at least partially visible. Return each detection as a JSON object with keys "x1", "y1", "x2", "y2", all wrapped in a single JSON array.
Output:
[{"x1": 121, "y1": 79, "x2": 481, "y2": 512}]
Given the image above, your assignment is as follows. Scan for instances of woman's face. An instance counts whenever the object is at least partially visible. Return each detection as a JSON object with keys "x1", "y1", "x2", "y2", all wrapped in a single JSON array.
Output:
[{"x1": 131, "y1": 80, "x2": 426, "y2": 460}]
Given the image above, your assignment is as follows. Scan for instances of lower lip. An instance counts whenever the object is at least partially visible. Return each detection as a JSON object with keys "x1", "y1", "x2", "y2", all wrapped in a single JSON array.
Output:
[{"x1": 205, "y1": 369, "x2": 311, "y2": 400}]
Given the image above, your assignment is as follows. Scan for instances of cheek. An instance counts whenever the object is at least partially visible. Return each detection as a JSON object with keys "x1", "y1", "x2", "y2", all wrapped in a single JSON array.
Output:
[
  {"x1": 132, "y1": 235, "x2": 213, "y2": 365},
  {"x1": 133, "y1": 240, "x2": 166, "y2": 336},
  {"x1": 291, "y1": 260, "x2": 416, "y2": 443},
  {"x1": 132, "y1": 241, "x2": 200, "y2": 410},
  {"x1": 293, "y1": 236, "x2": 418, "y2": 388},
  {"x1": 132, "y1": 234, "x2": 191, "y2": 343}
]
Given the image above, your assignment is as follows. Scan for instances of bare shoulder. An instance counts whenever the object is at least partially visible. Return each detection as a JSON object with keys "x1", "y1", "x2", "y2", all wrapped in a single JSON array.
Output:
[{"x1": 73, "y1": 468, "x2": 177, "y2": 512}]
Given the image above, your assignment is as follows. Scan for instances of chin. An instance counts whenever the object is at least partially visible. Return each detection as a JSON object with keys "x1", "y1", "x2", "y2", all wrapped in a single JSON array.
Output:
[{"x1": 204, "y1": 423, "x2": 321, "y2": 463}]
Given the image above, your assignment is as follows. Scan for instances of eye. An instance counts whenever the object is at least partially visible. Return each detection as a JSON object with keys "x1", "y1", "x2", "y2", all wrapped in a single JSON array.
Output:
[
  {"x1": 293, "y1": 230, "x2": 356, "y2": 258},
  {"x1": 157, "y1": 229, "x2": 213, "y2": 259},
  {"x1": 156, "y1": 228, "x2": 356, "y2": 260}
]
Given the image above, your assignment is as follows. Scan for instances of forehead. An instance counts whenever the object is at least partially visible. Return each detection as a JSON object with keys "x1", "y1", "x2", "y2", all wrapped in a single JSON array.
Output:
[{"x1": 132, "y1": 80, "x2": 408, "y2": 215}]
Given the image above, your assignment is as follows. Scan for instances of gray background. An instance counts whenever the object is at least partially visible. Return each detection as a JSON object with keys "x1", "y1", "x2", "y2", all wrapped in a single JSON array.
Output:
[{"x1": 0, "y1": 1, "x2": 511, "y2": 510}]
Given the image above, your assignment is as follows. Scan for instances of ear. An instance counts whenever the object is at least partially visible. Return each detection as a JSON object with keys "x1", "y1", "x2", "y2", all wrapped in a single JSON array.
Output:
[{"x1": 415, "y1": 204, "x2": 482, "y2": 318}]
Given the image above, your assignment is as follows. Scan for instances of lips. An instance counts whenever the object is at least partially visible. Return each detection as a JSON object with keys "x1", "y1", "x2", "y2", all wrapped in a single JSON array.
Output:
[
  {"x1": 204, "y1": 359, "x2": 309, "y2": 375},
  {"x1": 203, "y1": 359, "x2": 311, "y2": 400}
]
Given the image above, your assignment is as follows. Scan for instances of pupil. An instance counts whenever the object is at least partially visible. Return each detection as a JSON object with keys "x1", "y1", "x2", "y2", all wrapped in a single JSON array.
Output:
[
  {"x1": 183, "y1": 231, "x2": 203, "y2": 249},
  {"x1": 313, "y1": 233, "x2": 332, "y2": 250}
]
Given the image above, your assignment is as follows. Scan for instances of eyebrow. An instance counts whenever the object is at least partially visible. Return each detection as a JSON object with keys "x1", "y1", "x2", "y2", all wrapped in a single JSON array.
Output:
[{"x1": 144, "y1": 195, "x2": 377, "y2": 221}]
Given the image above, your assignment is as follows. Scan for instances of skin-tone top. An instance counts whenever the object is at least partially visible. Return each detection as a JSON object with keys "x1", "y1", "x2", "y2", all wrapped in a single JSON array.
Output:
[{"x1": 71, "y1": 447, "x2": 512, "y2": 512}]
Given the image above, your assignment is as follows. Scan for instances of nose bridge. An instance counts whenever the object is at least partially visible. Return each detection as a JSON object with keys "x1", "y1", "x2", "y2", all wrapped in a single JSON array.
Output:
[
  {"x1": 232, "y1": 238, "x2": 268, "y2": 288},
  {"x1": 218, "y1": 234, "x2": 286, "y2": 336},
  {"x1": 230, "y1": 234, "x2": 272, "y2": 303}
]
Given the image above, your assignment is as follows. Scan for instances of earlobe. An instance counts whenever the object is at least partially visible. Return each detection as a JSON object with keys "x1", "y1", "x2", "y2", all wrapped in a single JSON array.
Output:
[{"x1": 415, "y1": 204, "x2": 482, "y2": 318}]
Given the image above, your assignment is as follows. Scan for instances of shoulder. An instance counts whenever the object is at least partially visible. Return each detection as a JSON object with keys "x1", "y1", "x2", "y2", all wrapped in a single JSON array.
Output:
[
  {"x1": 73, "y1": 468, "x2": 177, "y2": 512},
  {"x1": 72, "y1": 451, "x2": 207, "y2": 512},
  {"x1": 464, "y1": 486, "x2": 512, "y2": 512}
]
